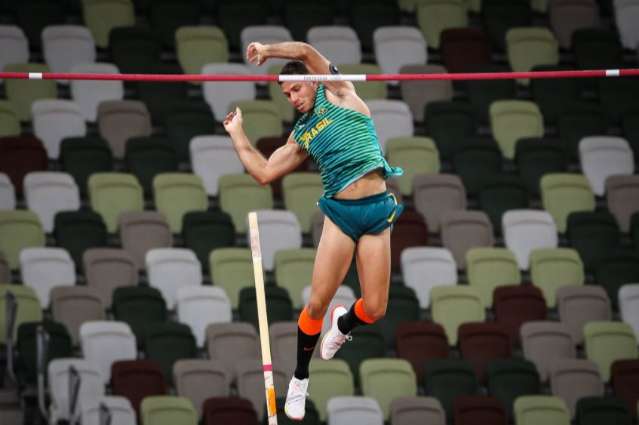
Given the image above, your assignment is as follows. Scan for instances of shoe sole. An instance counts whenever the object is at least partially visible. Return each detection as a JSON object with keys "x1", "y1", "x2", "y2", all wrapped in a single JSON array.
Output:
[
  {"x1": 320, "y1": 304, "x2": 345, "y2": 360},
  {"x1": 284, "y1": 404, "x2": 304, "y2": 421}
]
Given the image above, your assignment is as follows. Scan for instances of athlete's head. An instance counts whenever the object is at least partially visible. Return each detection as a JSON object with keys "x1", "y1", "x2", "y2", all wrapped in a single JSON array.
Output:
[{"x1": 278, "y1": 61, "x2": 318, "y2": 114}]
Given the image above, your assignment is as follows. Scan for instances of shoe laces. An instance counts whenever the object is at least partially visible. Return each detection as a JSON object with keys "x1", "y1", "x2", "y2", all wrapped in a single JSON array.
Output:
[{"x1": 326, "y1": 331, "x2": 352, "y2": 351}]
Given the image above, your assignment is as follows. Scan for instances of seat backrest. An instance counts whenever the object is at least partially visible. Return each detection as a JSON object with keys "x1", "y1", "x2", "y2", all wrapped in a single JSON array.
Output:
[
  {"x1": 413, "y1": 174, "x2": 467, "y2": 233},
  {"x1": 70, "y1": 62, "x2": 124, "y2": 121},
  {"x1": 32, "y1": 99, "x2": 87, "y2": 159},
  {"x1": 111, "y1": 359, "x2": 166, "y2": 415},
  {"x1": 610, "y1": 358, "x2": 639, "y2": 416},
  {"x1": 549, "y1": 358, "x2": 603, "y2": 418},
  {"x1": 520, "y1": 321, "x2": 576, "y2": 382},
  {"x1": 24, "y1": 171, "x2": 81, "y2": 232},
  {"x1": 235, "y1": 359, "x2": 288, "y2": 419},
  {"x1": 174, "y1": 359, "x2": 230, "y2": 418},
  {"x1": 119, "y1": 211, "x2": 173, "y2": 269},
  {"x1": 619, "y1": 284, "x2": 639, "y2": 340},
  {"x1": 368, "y1": 100, "x2": 414, "y2": 153},
  {"x1": 440, "y1": 27, "x2": 491, "y2": 73},
  {"x1": 442, "y1": 211, "x2": 495, "y2": 270},
  {"x1": 202, "y1": 396, "x2": 259, "y2": 425},
  {"x1": 579, "y1": 136, "x2": 634, "y2": 196},
  {"x1": 209, "y1": 248, "x2": 253, "y2": 309},
  {"x1": 176, "y1": 26, "x2": 229, "y2": 75},
  {"x1": 4, "y1": 63, "x2": 57, "y2": 121},
  {"x1": 327, "y1": 396, "x2": 384, "y2": 425},
  {"x1": 202, "y1": 63, "x2": 255, "y2": 121},
  {"x1": 0, "y1": 25, "x2": 29, "y2": 77},
  {"x1": 42, "y1": 25, "x2": 96, "y2": 75},
  {"x1": 146, "y1": 248, "x2": 202, "y2": 310},
  {"x1": 400, "y1": 247, "x2": 457, "y2": 308},
  {"x1": 48, "y1": 358, "x2": 104, "y2": 422},
  {"x1": 541, "y1": 173, "x2": 595, "y2": 233},
  {"x1": 422, "y1": 358, "x2": 478, "y2": 416},
  {"x1": 373, "y1": 26, "x2": 427, "y2": 74},
  {"x1": 80, "y1": 396, "x2": 136, "y2": 425},
  {"x1": 493, "y1": 285, "x2": 547, "y2": 342},
  {"x1": 80, "y1": 321, "x2": 137, "y2": 383},
  {"x1": 189, "y1": 136, "x2": 244, "y2": 196},
  {"x1": 467, "y1": 248, "x2": 521, "y2": 307},
  {"x1": 400, "y1": 64, "x2": 453, "y2": 124},
  {"x1": 514, "y1": 395, "x2": 570, "y2": 425},
  {"x1": 307, "y1": 25, "x2": 362, "y2": 65},
  {"x1": 431, "y1": 286, "x2": 486, "y2": 345},
  {"x1": 490, "y1": 100, "x2": 544, "y2": 158},
  {"x1": 487, "y1": 358, "x2": 541, "y2": 416},
  {"x1": 281, "y1": 172, "x2": 323, "y2": 233},
  {"x1": 308, "y1": 359, "x2": 355, "y2": 422},
  {"x1": 386, "y1": 136, "x2": 441, "y2": 196},
  {"x1": 458, "y1": 323, "x2": 512, "y2": 383},
  {"x1": 0, "y1": 210, "x2": 45, "y2": 269},
  {"x1": 274, "y1": 248, "x2": 316, "y2": 309},
  {"x1": 503, "y1": 210, "x2": 558, "y2": 270},
  {"x1": 530, "y1": 248, "x2": 584, "y2": 308},
  {"x1": 50, "y1": 286, "x2": 104, "y2": 346},
  {"x1": 0, "y1": 172, "x2": 16, "y2": 210},
  {"x1": 454, "y1": 395, "x2": 507, "y2": 425},
  {"x1": 416, "y1": 0, "x2": 468, "y2": 49},
  {"x1": 176, "y1": 286, "x2": 231, "y2": 347},
  {"x1": 614, "y1": 0, "x2": 639, "y2": 49},
  {"x1": 83, "y1": 248, "x2": 137, "y2": 307},
  {"x1": 206, "y1": 322, "x2": 260, "y2": 379},
  {"x1": 88, "y1": 172, "x2": 144, "y2": 233},
  {"x1": 575, "y1": 396, "x2": 631, "y2": 425},
  {"x1": 549, "y1": 0, "x2": 599, "y2": 48},
  {"x1": 506, "y1": 27, "x2": 559, "y2": 83},
  {"x1": 141, "y1": 396, "x2": 197, "y2": 425},
  {"x1": 605, "y1": 175, "x2": 639, "y2": 233},
  {"x1": 584, "y1": 321, "x2": 638, "y2": 381},
  {"x1": 218, "y1": 174, "x2": 274, "y2": 233},
  {"x1": 97, "y1": 100, "x2": 152, "y2": 159},
  {"x1": 19, "y1": 247, "x2": 75, "y2": 307},
  {"x1": 391, "y1": 396, "x2": 445, "y2": 425},
  {"x1": 556, "y1": 285, "x2": 611, "y2": 344},
  {"x1": 82, "y1": 0, "x2": 135, "y2": 48},
  {"x1": 253, "y1": 210, "x2": 302, "y2": 271}
]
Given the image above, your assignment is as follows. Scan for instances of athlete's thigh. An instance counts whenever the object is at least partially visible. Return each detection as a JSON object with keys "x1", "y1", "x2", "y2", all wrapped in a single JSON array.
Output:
[
  {"x1": 355, "y1": 228, "x2": 391, "y2": 311},
  {"x1": 308, "y1": 216, "x2": 356, "y2": 315}
]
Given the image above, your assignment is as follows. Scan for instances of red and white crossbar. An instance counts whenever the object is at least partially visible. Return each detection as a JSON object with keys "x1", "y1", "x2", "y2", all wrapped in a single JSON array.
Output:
[{"x1": 0, "y1": 68, "x2": 638, "y2": 82}]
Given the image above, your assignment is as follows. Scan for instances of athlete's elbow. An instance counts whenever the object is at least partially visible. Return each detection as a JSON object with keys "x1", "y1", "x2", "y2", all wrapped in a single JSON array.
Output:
[{"x1": 252, "y1": 171, "x2": 273, "y2": 186}]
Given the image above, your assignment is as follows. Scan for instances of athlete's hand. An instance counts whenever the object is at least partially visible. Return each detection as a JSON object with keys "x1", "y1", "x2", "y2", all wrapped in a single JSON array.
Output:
[
  {"x1": 247, "y1": 42, "x2": 268, "y2": 66},
  {"x1": 223, "y1": 107, "x2": 243, "y2": 134}
]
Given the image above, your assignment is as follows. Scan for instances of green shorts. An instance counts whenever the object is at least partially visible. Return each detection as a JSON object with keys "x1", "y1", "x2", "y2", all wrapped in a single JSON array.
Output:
[{"x1": 318, "y1": 191, "x2": 404, "y2": 242}]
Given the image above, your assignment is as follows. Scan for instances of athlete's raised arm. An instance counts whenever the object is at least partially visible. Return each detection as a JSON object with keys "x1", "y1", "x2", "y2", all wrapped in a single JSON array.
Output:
[{"x1": 223, "y1": 107, "x2": 307, "y2": 185}]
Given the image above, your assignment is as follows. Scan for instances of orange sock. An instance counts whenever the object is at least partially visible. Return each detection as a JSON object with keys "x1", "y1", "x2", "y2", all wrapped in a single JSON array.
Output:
[
  {"x1": 354, "y1": 298, "x2": 376, "y2": 324},
  {"x1": 298, "y1": 307, "x2": 323, "y2": 335}
]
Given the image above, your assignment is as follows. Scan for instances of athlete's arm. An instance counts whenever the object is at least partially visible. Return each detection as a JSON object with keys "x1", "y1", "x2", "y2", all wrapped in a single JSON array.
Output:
[
  {"x1": 246, "y1": 41, "x2": 356, "y2": 99},
  {"x1": 223, "y1": 108, "x2": 307, "y2": 185}
]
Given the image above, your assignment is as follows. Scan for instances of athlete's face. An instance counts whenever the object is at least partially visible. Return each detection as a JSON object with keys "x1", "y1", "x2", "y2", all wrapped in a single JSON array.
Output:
[{"x1": 280, "y1": 81, "x2": 318, "y2": 113}]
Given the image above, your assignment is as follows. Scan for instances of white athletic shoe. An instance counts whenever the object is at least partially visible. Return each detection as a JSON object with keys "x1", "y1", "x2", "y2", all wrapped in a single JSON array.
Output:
[
  {"x1": 320, "y1": 305, "x2": 351, "y2": 360},
  {"x1": 284, "y1": 376, "x2": 309, "y2": 421}
]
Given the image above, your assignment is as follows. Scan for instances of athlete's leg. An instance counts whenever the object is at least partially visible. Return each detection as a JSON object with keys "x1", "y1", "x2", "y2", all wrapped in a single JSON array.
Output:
[
  {"x1": 286, "y1": 216, "x2": 354, "y2": 420},
  {"x1": 337, "y1": 228, "x2": 392, "y2": 334}
]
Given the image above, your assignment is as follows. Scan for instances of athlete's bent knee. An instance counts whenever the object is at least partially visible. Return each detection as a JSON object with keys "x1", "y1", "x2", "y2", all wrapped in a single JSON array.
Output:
[
  {"x1": 363, "y1": 303, "x2": 386, "y2": 322},
  {"x1": 306, "y1": 299, "x2": 328, "y2": 320}
]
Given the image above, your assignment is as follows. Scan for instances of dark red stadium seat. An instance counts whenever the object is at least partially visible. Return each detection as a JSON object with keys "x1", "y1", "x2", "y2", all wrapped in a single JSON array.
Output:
[
  {"x1": 458, "y1": 322, "x2": 512, "y2": 383},
  {"x1": 611, "y1": 359, "x2": 639, "y2": 417},
  {"x1": 493, "y1": 285, "x2": 547, "y2": 343},
  {"x1": 203, "y1": 397, "x2": 259, "y2": 425},
  {"x1": 390, "y1": 209, "x2": 428, "y2": 271},
  {"x1": 0, "y1": 135, "x2": 48, "y2": 195},
  {"x1": 454, "y1": 395, "x2": 508, "y2": 425},
  {"x1": 440, "y1": 28, "x2": 492, "y2": 73},
  {"x1": 395, "y1": 321, "x2": 449, "y2": 382},
  {"x1": 111, "y1": 359, "x2": 167, "y2": 416}
]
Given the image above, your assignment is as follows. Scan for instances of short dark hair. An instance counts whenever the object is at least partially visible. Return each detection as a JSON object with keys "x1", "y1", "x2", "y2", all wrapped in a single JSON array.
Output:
[{"x1": 278, "y1": 61, "x2": 309, "y2": 84}]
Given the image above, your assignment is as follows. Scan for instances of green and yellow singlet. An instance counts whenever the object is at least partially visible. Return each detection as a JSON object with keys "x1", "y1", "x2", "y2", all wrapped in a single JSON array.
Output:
[{"x1": 292, "y1": 84, "x2": 403, "y2": 198}]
